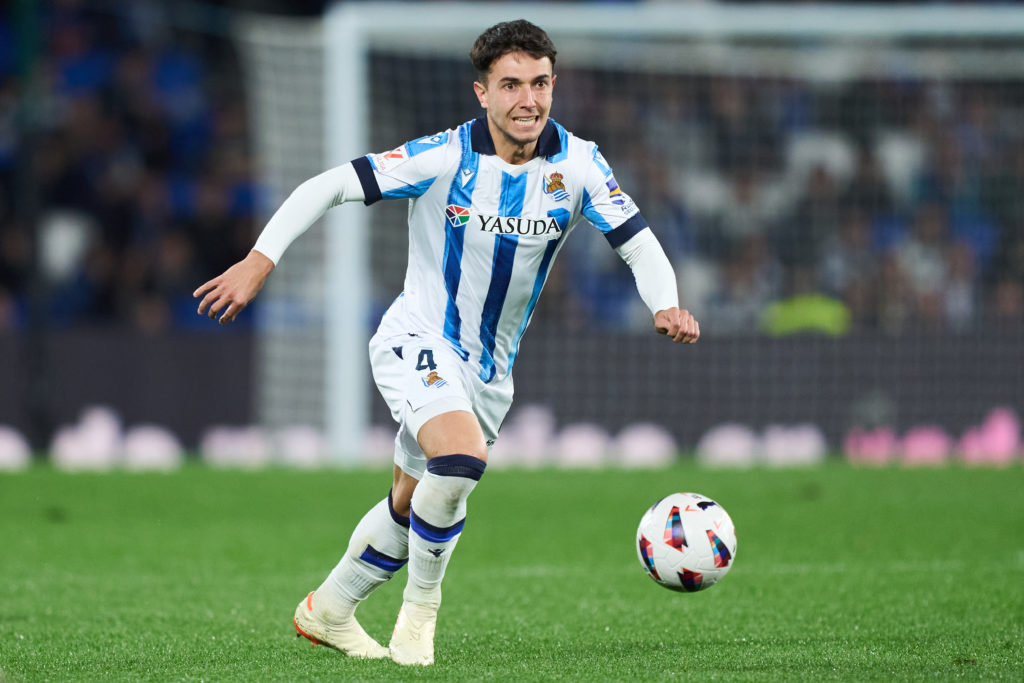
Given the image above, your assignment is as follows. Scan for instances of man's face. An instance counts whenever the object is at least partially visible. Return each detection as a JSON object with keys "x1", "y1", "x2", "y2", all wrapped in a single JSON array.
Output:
[{"x1": 474, "y1": 51, "x2": 556, "y2": 153}]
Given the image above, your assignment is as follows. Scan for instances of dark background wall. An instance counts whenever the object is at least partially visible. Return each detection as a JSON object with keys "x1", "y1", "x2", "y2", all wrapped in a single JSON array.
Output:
[
  {"x1": 0, "y1": 330, "x2": 253, "y2": 448},
  {"x1": 3, "y1": 328, "x2": 1018, "y2": 451}
]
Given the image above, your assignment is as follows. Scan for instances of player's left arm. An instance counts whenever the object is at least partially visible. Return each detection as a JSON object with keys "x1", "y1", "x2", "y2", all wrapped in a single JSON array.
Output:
[
  {"x1": 616, "y1": 228, "x2": 699, "y2": 344},
  {"x1": 581, "y1": 145, "x2": 698, "y2": 344}
]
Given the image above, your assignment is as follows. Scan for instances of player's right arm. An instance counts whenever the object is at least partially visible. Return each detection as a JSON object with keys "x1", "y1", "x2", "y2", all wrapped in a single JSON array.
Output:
[
  {"x1": 195, "y1": 131, "x2": 452, "y2": 324},
  {"x1": 193, "y1": 248, "x2": 274, "y2": 324},
  {"x1": 193, "y1": 163, "x2": 365, "y2": 323}
]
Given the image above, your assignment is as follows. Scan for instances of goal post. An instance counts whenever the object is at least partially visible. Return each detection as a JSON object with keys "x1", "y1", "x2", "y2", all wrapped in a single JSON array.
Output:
[
  {"x1": 322, "y1": 10, "x2": 370, "y2": 462},
  {"x1": 236, "y1": 3, "x2": 1024, "y2": 462}
]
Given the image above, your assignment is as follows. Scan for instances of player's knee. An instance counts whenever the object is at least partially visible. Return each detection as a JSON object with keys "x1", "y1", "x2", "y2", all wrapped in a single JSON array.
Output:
[
  {"x1": 416, "y1": 410, "x2": 488, "y2": 461},
  {"x1": 421, "y1": 431, "x2": 488, "y2": 462}
]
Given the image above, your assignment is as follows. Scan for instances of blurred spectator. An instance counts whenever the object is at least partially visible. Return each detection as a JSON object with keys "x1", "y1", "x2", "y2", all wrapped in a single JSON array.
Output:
[
  {"x1": 843, "y1": 144, "x2": 895, "y2": 218},
  {"x1": 819, "y1": 207, "x2": 877, "y2": 328},
  {"x1": 716, "y1": 168, "x2": 775, "y2": 259},
  {"x1": 989, "y1": 278, "x2": 1023, "y2": 330},
  {"x1": 708, "y1": 77, "x2": 779, "y2": 174},
  {"x1": 893, "y1": 203, "x2": 950, "y2": 304},
  {"x1": 704, "y1": 235, "x2": 782, "y2": 334},
  {"x1": 777, "y1": 163, "x2": 841, "y2": 291},
  {"x1": 944, "y1": 242, "x2": 977, "y2": 332}
]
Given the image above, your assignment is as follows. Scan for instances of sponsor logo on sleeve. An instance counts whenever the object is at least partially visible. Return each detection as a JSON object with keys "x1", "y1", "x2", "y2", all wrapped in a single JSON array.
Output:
[
  {"x1": 606, "y1": 176, "x2": 625, "y2": 206},
  {"x1": 372, "y1": 145, "x2": 409, "y2": 172}
]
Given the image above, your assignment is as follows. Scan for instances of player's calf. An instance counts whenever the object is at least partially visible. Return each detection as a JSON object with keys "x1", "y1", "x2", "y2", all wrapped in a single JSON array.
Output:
[
  {"x1": 390, "y1": 453, "x2": 486, "y2": 665},
  {"x1": 294, "y1": 492, "x2": 410, "y2": 659}
]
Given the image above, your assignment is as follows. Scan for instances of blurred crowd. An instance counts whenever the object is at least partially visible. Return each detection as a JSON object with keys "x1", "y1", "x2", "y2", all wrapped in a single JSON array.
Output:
[
  {"x1": 559, "y1": 71, "x2": 1024, "y2": 335},
  {"x1": 2, "y1": 1, "x2": 1024, "y2": 336},
  {"x1": 0, "y1": 0, "x2": 256, "y2": 332}
]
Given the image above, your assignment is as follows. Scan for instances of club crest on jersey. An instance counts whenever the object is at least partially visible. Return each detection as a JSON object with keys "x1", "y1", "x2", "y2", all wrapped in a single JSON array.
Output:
[
  {"x1": 606, "y1": 177, "x2": 625, "y2": 205},
  {"x1": 422, "y1": 371, "x2": 447, "y2": 388},
  {"x1": 446, "y1": 205, "x2": 471, "y2": 228},
  {"x1": 544, "y1": 173, "x2": 570, "y2": 202},
  {"x1": 372, "y1": 145, "x2": 409, "y2": 172}
]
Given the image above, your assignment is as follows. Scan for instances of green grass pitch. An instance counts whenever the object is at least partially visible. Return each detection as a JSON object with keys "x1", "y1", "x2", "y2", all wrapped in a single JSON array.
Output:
[{"x1": 1, "y1": 463, "x2": 1022, "y2": 681}]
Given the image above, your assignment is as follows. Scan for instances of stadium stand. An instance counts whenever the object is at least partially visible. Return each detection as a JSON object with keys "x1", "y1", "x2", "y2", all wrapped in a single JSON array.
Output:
[{"x1": 2, "y1": 2, "x2": 1022, "y2": 338}]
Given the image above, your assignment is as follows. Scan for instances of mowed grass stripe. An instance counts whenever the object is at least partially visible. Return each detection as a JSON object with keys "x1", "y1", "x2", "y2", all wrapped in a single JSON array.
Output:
[{"x1": 0, "y1": 464, "x2": 1021, "y2": 681}]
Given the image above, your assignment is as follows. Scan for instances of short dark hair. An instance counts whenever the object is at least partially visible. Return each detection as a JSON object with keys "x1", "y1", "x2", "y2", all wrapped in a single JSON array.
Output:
[{"x1": 470, "y1": 20, "x2": 557, "y2": 82}]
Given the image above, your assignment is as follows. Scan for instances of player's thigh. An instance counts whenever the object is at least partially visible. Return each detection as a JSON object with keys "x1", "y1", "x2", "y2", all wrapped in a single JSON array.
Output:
[
  {"x1": 371, "y1": 334, "x2": 471, "y2": 424},
  {"x1": 414, "y1": 371, "x2": 512, "y2": 462},
  {"x1": 370, "y1": 333, "x2": 482, "y2": 468},
  {"x1": 417, "y1": 410, "x2": 487, "y2": 461}
]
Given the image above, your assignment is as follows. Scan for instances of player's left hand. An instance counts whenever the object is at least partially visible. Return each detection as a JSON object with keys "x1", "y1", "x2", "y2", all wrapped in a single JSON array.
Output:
[{"x1": 654, "y1": 307, "x2": 700, "y2": 344}]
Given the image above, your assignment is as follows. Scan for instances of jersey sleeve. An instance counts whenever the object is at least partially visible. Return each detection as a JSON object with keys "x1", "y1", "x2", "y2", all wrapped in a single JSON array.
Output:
[
  {"x1": 252, "y1": 162, "x2": 364, "y2": 264},
  {"x1": 580, "y1": 145, "x2": 649, "y2": 247},
  {"x1": 350, "y1": 131, "x2": 454, "y2": 205}
]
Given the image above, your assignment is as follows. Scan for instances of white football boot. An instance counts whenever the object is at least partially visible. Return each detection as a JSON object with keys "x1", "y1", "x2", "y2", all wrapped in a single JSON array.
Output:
[
  {"x1": 293, "y1": 591, "x2": 389, "y2": 659},
  {"x1": 388, "y1": 602, "x2": 438, "y2": 666}
]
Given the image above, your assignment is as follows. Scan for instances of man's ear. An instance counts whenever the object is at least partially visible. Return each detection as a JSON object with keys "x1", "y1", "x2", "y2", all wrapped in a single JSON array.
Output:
[{"x1": 473, "y1": 80, "x2": 488, "y2": 108}]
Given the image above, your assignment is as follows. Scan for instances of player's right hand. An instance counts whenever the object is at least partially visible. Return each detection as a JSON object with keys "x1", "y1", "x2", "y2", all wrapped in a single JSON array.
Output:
[{"x1": 194, "y1": 249, "x2": 275, "y2": 324}]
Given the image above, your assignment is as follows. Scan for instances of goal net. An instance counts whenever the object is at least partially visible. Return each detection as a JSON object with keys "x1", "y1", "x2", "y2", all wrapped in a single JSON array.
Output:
[{"x1": 235, "y1": 3, "x2": 1024, "y2": 462}]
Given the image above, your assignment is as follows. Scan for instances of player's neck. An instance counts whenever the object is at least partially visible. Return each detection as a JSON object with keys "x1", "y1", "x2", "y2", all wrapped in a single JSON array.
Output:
[
  {"x1": 501, "y1": 143, "x2": 536, "y2": 165},
  {"x1": 489, "y1": 121, "x2": 538, "y2": 165}
]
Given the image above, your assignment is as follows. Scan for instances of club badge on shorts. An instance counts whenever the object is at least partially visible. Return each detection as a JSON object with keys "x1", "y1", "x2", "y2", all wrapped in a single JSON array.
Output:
[{"x1": 422, "y1": 371, "x2": 447, "y2": 388}]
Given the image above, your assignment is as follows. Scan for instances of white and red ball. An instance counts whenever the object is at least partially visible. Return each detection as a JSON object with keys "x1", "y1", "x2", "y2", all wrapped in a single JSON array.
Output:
[{"x1": 635, "y1": 492, "x2": 737, "y2": 592}]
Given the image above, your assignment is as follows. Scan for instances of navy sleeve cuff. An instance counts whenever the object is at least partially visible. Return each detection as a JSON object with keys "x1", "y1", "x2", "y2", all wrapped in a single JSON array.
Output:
[
  {"x1": 351, "y1": 156, "x2": 382, "y2": 205},
  {"x1": 604, "y1": 212, "x2": 648, "y2": 248}
]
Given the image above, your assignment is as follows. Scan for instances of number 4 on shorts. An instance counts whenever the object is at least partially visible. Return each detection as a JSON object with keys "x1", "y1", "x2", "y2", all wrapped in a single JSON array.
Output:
[{"x1": 416, "y1": 349, "x2": 437, "y2": 371}]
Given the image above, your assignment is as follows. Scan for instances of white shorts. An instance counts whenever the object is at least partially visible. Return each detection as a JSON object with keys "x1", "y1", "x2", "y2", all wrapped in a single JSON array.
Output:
[{"x1": 369, "y1": 330, "x2": 514, "y2": 480}]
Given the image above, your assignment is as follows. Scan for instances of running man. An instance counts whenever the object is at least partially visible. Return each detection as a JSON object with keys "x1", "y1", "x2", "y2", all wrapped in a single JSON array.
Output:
[{"x1": 194, "y1": 19, "x2": 698, "y2": 666}]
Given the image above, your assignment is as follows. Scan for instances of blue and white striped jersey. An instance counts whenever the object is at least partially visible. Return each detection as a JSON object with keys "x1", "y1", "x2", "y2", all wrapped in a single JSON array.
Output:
[{"x1": 352, "y1": 117, "x2": 648, "y2": 384}]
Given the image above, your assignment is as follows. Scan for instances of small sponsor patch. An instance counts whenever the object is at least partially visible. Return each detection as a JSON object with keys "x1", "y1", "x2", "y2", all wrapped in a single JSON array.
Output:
[
  {"x1": 446, "y1": 204, "x2": 470, "y2": 228},
  {"x1": 372, "y1": 145, "x2": 409, "y2": 172},
  {"x1": 606, "y1": 176, "x2": 625, "y2": 205},
  {"x1": 422, "y1": 371, "x2": 447, "y2": 388}
]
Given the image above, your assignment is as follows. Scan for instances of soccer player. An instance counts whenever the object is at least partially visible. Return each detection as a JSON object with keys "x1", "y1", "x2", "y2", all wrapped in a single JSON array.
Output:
[{"x1": 194, "y1": 19, "x2": 699, "y2": 666}]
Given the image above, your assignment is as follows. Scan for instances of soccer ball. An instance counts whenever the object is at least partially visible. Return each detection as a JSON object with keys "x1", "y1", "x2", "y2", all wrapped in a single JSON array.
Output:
[{"x1": 635, "y1": 492, "x2": 737, "y2": 592}]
